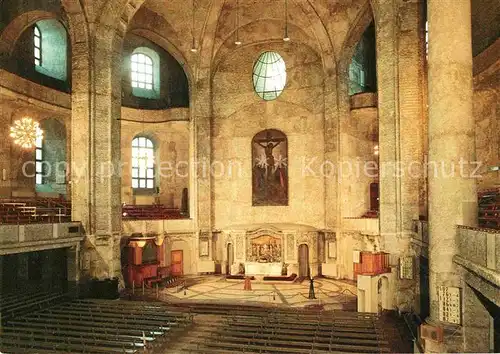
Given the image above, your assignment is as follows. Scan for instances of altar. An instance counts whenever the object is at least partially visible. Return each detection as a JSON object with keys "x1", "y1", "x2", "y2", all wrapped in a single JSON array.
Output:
[
  {"x1": 245, "y1": 262, "x2": 282, "y2": 276},
  {"x1": 219, "y1": 223, "x2": 328, "y2": 278}
]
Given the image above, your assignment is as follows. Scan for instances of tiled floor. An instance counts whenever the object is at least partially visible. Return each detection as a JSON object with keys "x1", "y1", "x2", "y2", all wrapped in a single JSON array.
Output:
[{"x1": 159, "y1": 275, "x2": 357, "y2": 310}]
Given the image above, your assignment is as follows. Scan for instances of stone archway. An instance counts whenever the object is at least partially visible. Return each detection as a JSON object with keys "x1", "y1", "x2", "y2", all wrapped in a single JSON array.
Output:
[{"x1": 298, "y1": 244, "x2": 309, "y2": 277}]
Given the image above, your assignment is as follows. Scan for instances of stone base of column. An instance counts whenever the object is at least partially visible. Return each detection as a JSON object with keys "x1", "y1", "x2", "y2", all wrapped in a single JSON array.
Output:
[{"x1": 422, "y1": 317, "x2": 464, "y2": 353}]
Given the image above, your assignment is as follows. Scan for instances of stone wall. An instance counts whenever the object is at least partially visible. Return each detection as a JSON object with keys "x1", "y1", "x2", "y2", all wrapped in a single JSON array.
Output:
[
  {"x1": 473, "y1": 40, "x2": 499, "y2": 190},
  {"x1": 120, "y1": 107, "x2": 190, "y2": 208},
  {"x1": 211, "y1": 42, "x2": 325, "y2": 229}
]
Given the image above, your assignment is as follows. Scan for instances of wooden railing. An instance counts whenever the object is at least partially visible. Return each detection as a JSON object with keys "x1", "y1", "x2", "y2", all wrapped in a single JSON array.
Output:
[
  {"x1": 478, "y1": 188, "x2": 499, "y2": 230},
  {"x1": 354, "y1": 252, "x2": 391, "y2": 277},
  {"x1": 0, "y1": 197, "x2": 71, "y2": 224}
]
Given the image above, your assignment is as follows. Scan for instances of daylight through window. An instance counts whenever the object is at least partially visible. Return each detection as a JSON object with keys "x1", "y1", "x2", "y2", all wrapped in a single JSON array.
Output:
[
  {"x1": 131, "y1": 53, "x2": 154, "y2": 90},
  {"x1": 34, "y1": 25, "x2": 41, "y2": 66},
  {"x1": 132, "y1": 137, "x2": 155, "y2": 189},
  {"x1": 252, "y1": 51, "x2": 287, "y2": 101}
]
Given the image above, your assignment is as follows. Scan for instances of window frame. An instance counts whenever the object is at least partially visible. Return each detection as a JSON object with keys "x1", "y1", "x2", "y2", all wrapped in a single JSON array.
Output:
[
  {"x1": 131, "y1": 136, "x2": 156, "y2": 192},
  {"x1": 35, "y1": 135, "x2": 43, "y2": 185},
  {"x1": 252, "y1": 51, "x2": 287, "y2": 101},
  {"x1": 34, "y1": 25, "x2": 42, "y2": 67},
  {"x1": 131, "y1": 53, "x2": 154, "y2": 91}
]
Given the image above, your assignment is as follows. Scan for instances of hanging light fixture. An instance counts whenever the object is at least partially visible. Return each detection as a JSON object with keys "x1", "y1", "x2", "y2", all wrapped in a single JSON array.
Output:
[
  {"x1": 283, "y1": 0, "x2": 290, "y2": 41},
  {"x1": 234, "y1": 0, "x2": 242, "y2": 45},
  {"x1": 9, "y1": 117, "x2": 43, "y2": 149},
  {"x1": 190, "y1": 0, "x2": 198, "y2": 52}
]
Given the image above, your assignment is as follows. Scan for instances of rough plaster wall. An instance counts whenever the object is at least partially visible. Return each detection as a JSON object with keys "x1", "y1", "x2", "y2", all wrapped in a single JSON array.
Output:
[
  {"x1": 39, "y1": 118, "x2": 67, "y2": 190},
  {"x1": 121, "y1": 33, "x2": 189, "y2": 109},
  {"x1": 120, "y1": 110, "x2": 190, "y2": 208},
  {"x1": 343, "y1": 107, "x2": 378, "y2": 217},
  {"x1": 212, "y1": 42, "x2": 325, "y2": 229},
  {"x1": 474, "y1": 59, "x2": 500, "y2": 190},
  {"x1": 0, "y1": 95, "x2": 70, "y2": 197}
]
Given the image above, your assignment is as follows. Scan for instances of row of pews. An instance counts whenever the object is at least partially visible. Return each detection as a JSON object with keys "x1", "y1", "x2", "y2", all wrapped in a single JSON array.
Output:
[
  {"x1": 0, "y1": 287, "x2": 69, "y2": 322},
  {"x1": 0, "y1": 198, "x2": 188, "y2": 224},
  {"x1": 0, "y1": 298, "x2": 193, "y2": 353},
  {"x1": 478, "y1": 188, "x2": 500, "y2": 229},
  {"x1": 0, "y1": 197, "x2": 71, "y2": 224},
  {"x1": 168, "y1": 303, "x2": 406, "y2": 353},
  {"x1": 122, "y1": 204, "x2": 185, "y2": 221}
]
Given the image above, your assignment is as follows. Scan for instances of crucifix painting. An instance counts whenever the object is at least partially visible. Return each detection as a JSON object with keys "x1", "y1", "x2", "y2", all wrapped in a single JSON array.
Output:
[{"x1": 252, "y1": 129, "x2": 288, "y2": 206}]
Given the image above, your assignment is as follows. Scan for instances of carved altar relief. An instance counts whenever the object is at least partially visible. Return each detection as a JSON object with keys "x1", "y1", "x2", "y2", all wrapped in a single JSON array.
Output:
[
  {"x1": 247, "y1": 235, "x2": 282, "y2": 263},
  {"x1": 245, "y1": 226, "x2": 283, "y2": 263}
]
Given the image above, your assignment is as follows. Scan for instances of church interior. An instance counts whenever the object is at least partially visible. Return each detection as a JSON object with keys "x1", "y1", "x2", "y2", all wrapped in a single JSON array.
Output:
[{"x1": 0, "y1": 0, "x2": 498, "y2": 352}]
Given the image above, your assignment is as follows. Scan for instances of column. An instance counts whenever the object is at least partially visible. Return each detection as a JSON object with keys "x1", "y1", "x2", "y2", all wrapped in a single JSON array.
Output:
[
  {"x1": 71, "y1": 25, "x2": 123, "y2": 280},
  {"x1": 427, "y1": 0, "x2": 477, "y2": 323}
]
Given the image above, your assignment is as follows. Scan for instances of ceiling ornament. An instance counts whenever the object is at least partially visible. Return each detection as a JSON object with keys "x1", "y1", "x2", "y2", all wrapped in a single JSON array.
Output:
[{"x1": 9, "y1": 117, "x2": 43, "y2": 149}]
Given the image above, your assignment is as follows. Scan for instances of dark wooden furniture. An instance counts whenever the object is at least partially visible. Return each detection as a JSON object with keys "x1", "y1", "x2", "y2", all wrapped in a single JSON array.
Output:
[{"x1": 123, "y1": 235, "x2": 170, "y2": 288}]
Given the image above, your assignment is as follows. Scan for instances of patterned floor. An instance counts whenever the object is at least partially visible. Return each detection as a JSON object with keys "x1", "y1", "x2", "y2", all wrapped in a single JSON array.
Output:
[{"x1": 159, "y1": 276, "x2": 357, "y2": 310}]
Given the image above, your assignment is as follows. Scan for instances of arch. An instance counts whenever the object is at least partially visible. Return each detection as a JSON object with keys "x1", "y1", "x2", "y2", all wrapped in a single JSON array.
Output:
[
  {"x1": 129, "y1": 28, "x2": 193, "y2": 94},
  {"x1": 33, "y1": 19, "x2": 69, "y2": 81},
  {"x1": 298, "y1": 243, "x2": 310, "y2": 277},
  {"x1": 211, "y1": 19, "x2": 321, "y2": 80},
  {"x1": 0, "y1": 10, "x2": 58, "y2": 56},
  {"x1": 339, "y1": 2, "x2": 375, "y2": 68},
  {"x1": 36, "y1": 118, "x2": 67, "y2": 194},
  {"x1": 130, "y1": 47, "x2": 160, "y2": 99}
]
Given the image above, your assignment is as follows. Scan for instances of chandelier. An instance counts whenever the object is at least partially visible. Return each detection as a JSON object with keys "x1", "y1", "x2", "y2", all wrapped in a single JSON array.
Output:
[{"x1": 9, "y1": 117, "x2": 43, "y2": 149}]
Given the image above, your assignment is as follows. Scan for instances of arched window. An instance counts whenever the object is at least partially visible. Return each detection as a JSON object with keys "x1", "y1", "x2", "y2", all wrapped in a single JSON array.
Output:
[
  {"x1": 33, "y1": 20, "x2": 68, "y2": 81},
  {"x1": 348, "y1": 22, "x2": 377, "y2": 95},
  {"x1": 34, "y1": 25, "x2": 42, "y2": 66},
  {"x1": 131, "y1": 137, "x2": 155, "y2": 190},
  {"x1": 131, "y1": 53, "x2": 153, "y2": 90},
  {"x1": 130, "y1": 47, "x2": 160, "y2": 99},
  {"x1": 252, "y1": 51, "x2": 287, "y2": 101},
  {"x1": 35, "y1": 134, "x2": 43, "y2": 185}
]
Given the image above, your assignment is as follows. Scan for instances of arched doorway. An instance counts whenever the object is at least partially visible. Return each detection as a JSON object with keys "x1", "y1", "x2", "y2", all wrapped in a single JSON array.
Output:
[
  {"x1": 298, "y1": 244, "x2": 309, "y2": 278},
  {"x1": 226, "y1": 243, "x2": 234, "y2": 275}
]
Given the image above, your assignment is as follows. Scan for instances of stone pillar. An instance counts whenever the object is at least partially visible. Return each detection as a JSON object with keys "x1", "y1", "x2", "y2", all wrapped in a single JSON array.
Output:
[
  {"x1": 427, "y1": 0, "x2": 477, "y2": 322},
  {"x1": 193, "y1": 77, "x2": 212, "y2": 234},
  {"x1": 462, "y1": 284, "x2": 491, "y2": 352},
  {"x1": 71, "y1": 25, "x2": 123, "y2": 280},
  {"x1": 67, "y1": 244, "x2": 80, "y2": 297}
]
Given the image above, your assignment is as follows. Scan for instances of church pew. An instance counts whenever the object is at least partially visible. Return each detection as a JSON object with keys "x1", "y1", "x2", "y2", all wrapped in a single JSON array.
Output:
[
  {"x1": 225, "y1": 314, "x2": 376, "y2": 330},
  {"x1": 204, "y1": 330, "x2": 386, "y2": 352},
  {"x1": 6, "y1": 320, "x2": 156, "y2": 340},
  {"x1": 0, "y1": 335, "x2": 138, "y2": 353},
  {"x1": 64, "y1": 299, "x2": 190, "y2": 317},
  {"x1": 28, "y1": 310, "x2": 183, "y2": 331},
  {"x1": 40, "y1": 302, "x2": 189, "y2": 321},
  {"x1": 17, "y1": 313, "x2": 178, "y2": 334},
  {"x1": 194, "y1": 325, "x2": 386, "y2": 348},
  {"x1": 0, "y1": 328, "x2": 145, "y2": 351},
  {"x1": 1, "y1": 292, "x2": 67, "y2": 320},
  {"x1": 184, "y1": 337, "x2": 387, "y2": 354},
  {"x1": 203, "y1": 321, "x2": 382, "y2": 340}
]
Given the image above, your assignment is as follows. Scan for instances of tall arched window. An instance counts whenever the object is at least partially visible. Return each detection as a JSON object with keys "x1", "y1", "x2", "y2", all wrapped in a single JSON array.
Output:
[
  {"x1": 35, "y1": 134, "x2": 43, "y2": 185},
  {"x1": 130, "y1": 47, "x2": 160, "y2": 99},
  {"x1": 34, "y1": 25, "x2": 42, "y2": 66},
  {"x1": 132, "y1": 137, "x2": 155, "y2": 190},
  {"x1": 33, "y1": 20, "x2": 68, "y2": 81},
  {"x1": 131, "y1": 53, "x2": 154, "y2": 90}
]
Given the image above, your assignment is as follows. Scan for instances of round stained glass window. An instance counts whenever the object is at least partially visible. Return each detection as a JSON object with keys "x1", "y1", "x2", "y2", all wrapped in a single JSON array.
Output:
[{"x1": 252, "y1": 51, "x2": 287, "y2": 101}]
